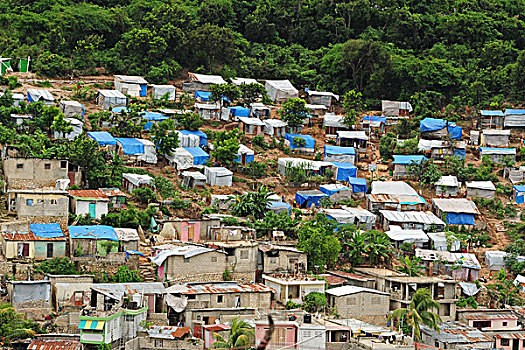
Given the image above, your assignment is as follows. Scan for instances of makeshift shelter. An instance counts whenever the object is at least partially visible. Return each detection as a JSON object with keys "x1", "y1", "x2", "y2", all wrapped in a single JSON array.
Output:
[
  {"x1": 235, "y1": 144, "x2": 254, "y2": 164},
  {"x1": 264, "y1": 119, "x2": 287, "y2": 138},
  {"x1": 137, "y1": 139, "x2": 157, "y2": 164},
  {"x1": 514, "y1": 185, "x2": 525, "y2": 204},
  {"x1": 1, "y1": 223, "x2": 66, "y2": 259},
  {"x1": 181, "y1": 171, "x2": 206, "y2": 189},
  {"x1": 479, "y1": 147, "x2": 516, "y2": 163},
  {"x1": 116, "y1": 138, "x2": 145, "y2": 157},
  {"x1": 323, "y1": 207, "x2": 376, "y2": 230},
  {"x1": 195, "y1": 91, "x2": 212, "y2": 101},
  {"x1": 285, "y1": 133, "x2": 315, "y2": 152},
  {"x1": 418, "y1": 139, "x2": 453, "y2": 159},
  {"x1": 432, "y1": 198, "x2": 480, "y2": 226},
  {"x1": 231, "y1": 77, "x2": 260, "y2": 86},
  {"x1": 188, "y1": 72, "x2": 226, "y2": 91},
  {"x1": 330, "y1": 162, "x2": 358, "y2": 181},
  {"x1": 361, "y1": 116, "x2": 386, "y2": 134},
  {"x1": 324, "y1": 145, "x2": 356, "y2": 164},
  {"x1": 392, "y1": 155, "x2": 428, "y2": 179},
  {"x1": 251, "y1": 103, "x2": 271, "y2": 119},
  {"x1": 485, "y1": 251, "x2": 509, "y2": 271},
  {"x1": 466, "y1": 181, "x2": 496, "y2": 199},
  {"x1": 87, "y1": 131, "x2": 117, "y2": 147},
  {"x1": 122, "y1": 173, "x2": 154, "y2": 193},
  {"x1": 265, "y1": 80, "x2": 299, "y2": 102},
  {"x1": 379, "y1": 210, "x2": 446, "y2": 232},
  {"x1": 238, "y1": 117, "x2": 265, "y2": 135},
  {"x1": 515, "y1": 275, "x2": 525, "y2": 293},
  {"x1": 114, "y1": 75, "x2": 148, "y2": 97},
  {"x1": 267, "y1": 201, "x2": 292, "y2": 215},
  {"x1": 416, "y1": 249, "x2": 481, "y2": 281},
  {"x1": 319, "y1": 184, "x2": 352, "y2": 196},
  {"x1": 204, "y1": 167, "x2": 233, "y2": 187},
  {"x1": 69, "y1": 225, "x2": 119, "y2": 257},
  {"x1": 481, "y1": 110, "x2": 504, "y2": 129},
  {"x1": 336, "y1": 131, "x2": 368, "y2": 151},
  {"x1": 481, "y1": 129, "x2": 510, "y2": 147},
  {"x1": 27, "y1": 89, "x2": 54, "y2": 105},
  {"x1": 435, "y1": 176, "x2": 460, "y2": 197},
  {"x1": 454, "y1": 141, "x2": 467, "y2": 160},
  {"x1": 427, "y1": 232, "x2": 460, "y2": 252},
  {"x1": 381, "y1": 100, "x2": 412, "y2": 117},
  {"x1": 305, "y1": 104, "x2": 327, "y2": 117},
  {"x1": 348, "y1": 178, "x2": 368, "y2": 193},
  {"x1": 420, "y1": 118, "x2": 462, "y2": 140},
  {"x1": 324, "y1": 114, "x2": 349, "y2": 137},
  {"x1": 177, "y1": 130, "x2": 207, "y2": 147},
  {"x1": 277, "y1": 158, "x2": 333, "y2": 176},
  {"x1": 141, "y1": 111, "x2": 168, "y2": 130},
  {"x1": 60, "y1": 100, "x2": 84, "y2": 117},
  {"x1": 385, "y1": 229, "x2": 429, "y2": 249},
  {"x1": 295, "y1": 190, "x2": 328, "y2": 208},
  {"x1": 96, "y1": 90, "x2": 127, "y2": 109},
  {"x1": 307, "y1": 90, "x2": 339, "y2": 107},
  {"x1": 371, "y1": 181, "x2": 419, "y2": 196},
  {"x1": 152, "y1": 84, "x2": 176, "y2": 100},
  {"x1": 195, "y1": 103, "x2": 229, "y2": 121},
  {"x1": 229, "y1": 106, "x2": 250, "y2": 118},
  {"x1": 167, "y1": 147, "x2": 210, "y2": 170},
  {"x1": 504, "y1": 109, "x2": 525, "y2": 127},
  {"x1": 54, "y1": 118, "x2": 83, "y2": 140}
]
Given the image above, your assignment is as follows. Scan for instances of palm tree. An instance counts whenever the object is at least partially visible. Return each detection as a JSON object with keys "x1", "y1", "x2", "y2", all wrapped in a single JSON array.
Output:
[
  {"x1": 364, "y1": 230, "x2": 393, "y2": 265},
  {"x1": 231, "y1": 185, "x2": 274, "y2": 220},
  {"x1": 388, "y1": 288, "x2": 442, "y2": 340},
  {"x1": 396, "y1": 256, "x2": 426, "y2": 277},
  {"x1": 213, "y1": 318, "x2": 254, "y2": 349}
]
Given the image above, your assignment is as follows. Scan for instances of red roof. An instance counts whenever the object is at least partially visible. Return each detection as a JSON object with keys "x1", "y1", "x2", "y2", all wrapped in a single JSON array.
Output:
[
  {"x1": 68, "y1": 190, "x2": 108, "y2": 200},
  {"x1": 320, "y1": 274, "x2": 346, "y2": 286},
  {"x1": 172, "y1": 327, "x2": 190, "y2": 338},
  {"x1": 328, "y1": 270, "x2": 370, "y2": 281},
  {"x1": 100, "y1": 188, "x2": 127, "y2": 197},
  {"x1": 28, "y1": 340, "x2": 82, "y2": 350},
  {"x1": 204, "y1": 324, "x2": 230, "y2": 332},
  {"x1": 2, "y1": 231, "x2": 66, "y2": 241}
]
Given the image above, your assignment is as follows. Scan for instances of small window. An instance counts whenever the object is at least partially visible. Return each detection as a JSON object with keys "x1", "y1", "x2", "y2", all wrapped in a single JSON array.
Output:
[
  {"x1": 26, "y1": 199, "x2": 33, "y2": 206},
  {"x1": 240, "y1": 250, "x2": 249, "y2": 259},
  {"x1": 217, "y1": 295, "x2": 223, "y2": 303},
  {"x1": 154, "y1": 340, "x2": 163, "y2": 348},
  {"x1": 346, "y1": 297, "x2": 356, "y2": 305},
  {"x1": 522, "y1": 340, "x2": 525, "y2": 347},
  {"x1": 50, "y1": 199, "x2": 57, "y2": 205},
  {"x1": 503, "y1": 321, "x2": 508, "y2": 327},
  {"x1": 371, "y1": 296, "x2": 381, "y2": 304},
  {"x1": 501, "y1": 339, "x2": 510, "y2": 346},
  {"x1": 37, "y1": 199, "x2": 44, "y2": 204},
  {"x1": 211, "y1": 256, "x2": 217, "y2": 263},
  {"x1": 44, "y1": 163, "x2": 51, "y2": 170},
  {"x1": 16, "y1": 163, "x2": 23, "y2": 169},
  {"x1": 60, "y1": 160, "x2": 67, "y2": 169},
  {"x1": 187, "y1": 295, "x2": 196, "y2": 300}
]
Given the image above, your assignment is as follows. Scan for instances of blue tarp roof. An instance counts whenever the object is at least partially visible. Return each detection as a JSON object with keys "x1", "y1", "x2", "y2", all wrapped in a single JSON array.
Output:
[
  {"x1": 448, "y1": 124, "x2": 462, "y2": 140},
  {"x1": 481, "y1": 110, "x2": 503, "y2": 116},
  {"x1": 514, "y1": 185, "x2": 525, "y2": 204},
  {"x1": 392, "y1": 155, "x2": 428, "y2": 165},
  {"x1": 295, "y1": 191, "x2": 328, "y2": 207},
  {"x1": 324, "y1": 145, "x2": 356, "y2": 156},
  {"x1": 229, "y1": 106, "x2": 250, "y2": 117},
  {"x1": 141, "y1": 111, "x2": 168, "y2": 121},
  {"x1": 126, "y1": 250, "x2": 146, "y2": 258},
  {"x1": 348, "y1": 177, "x2": 368, "y2": 193},
  {"x1": 330, "y1": 162, "x2": 358, "y2": 181},
  {"x1": 87, "y1": 131, "x2": 117, "y2": 146},
  {"x1": 115, "y1": 138, "x2": 145, "y2": 155},
  {"x1": 195, "y1": 91, "x2": 212, "y2": 101},
  {"x1": 69, "y1": 225, "x2": 119, "y2": 241},
  {"x1": 183, "y1": 147, "x2": 210, "y2": 165},
  {"x1": 112, "y1": 106, "x2": 128, "y2": 113},
  {"x1": 285, "y1": 133, "x2": 316, "y2": 149},
  {"x1": 420, "y1": 118, "x2": 447, "y2": 132},
  {"x1": 30, "y1": 223, "x2": 64, "y2": 238},
  {"x1": 446, "y1": 213, "x2": 475, "y2": 225},
  {"x1": 179, "y1": 130, "x2": 208, "y2": 147},
  {"x1": 267, "y1": 201, "x2": 292, "y2": 214},
  {"x1": 320, "y1": 184, "x2": 352, "y2": 196},
  {"x1": 454, "y1": 149, "x2": 466, "y2": 160},
  {"x1": 505, "y1": 109, "x2": 525, "y2": 115},
  {"x1": 514, "y1": 185, "x2": 525, "y2": 192},
  {"x1": 362, "y1": 115, "x2": 386, "y2": 123}
]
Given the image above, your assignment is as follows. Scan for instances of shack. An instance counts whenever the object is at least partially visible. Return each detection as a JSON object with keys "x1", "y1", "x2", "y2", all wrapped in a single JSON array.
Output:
[
  {"x1": 195, "y1": 103, "x2": 228, "y2": 121},
  {"x1": 181, "y1": 171, "x2": 206, "y2": 189},
  {"x1": 481, "y1": 110, "x2": 504, "y2": 129},
  {"x1": 361, "y1": 116, "x2": 386, "y2": 134},
  {"x1": 435, "y1": 175, "x2": 460, "y2": 197},
  {"x1": 229, "y1": 106, "x2": 250, "y2": 118},
  {"x1": 417, "y1": 139, "x2": 453, "y2": 160},
  {"x1": 96, "y1": 90, "x2": 127, "y2": 109},
  {"x1": 177, "y1": 130, "x2": 208, "y2": 148},
  {"x1": 114, "y1": 75, "x2": 148, "y2": 97},
  {"x1": 381, "y1": 100, "x2": 412, "y2": 117},
  {"x1": 27, "y1": 89, "x2": 54, "y2": 105},
  {"x1": 479, "y1": 147, "x2": 516, "y2": 164},
  {"x1": 330, "y1": 162, "x2": 358, "y2": 181},
  {"x1": 466, "y1": 181, "x2": 496, "y2": 199},
  {"x1": 481, "y1": 129, "x2": 510, "y2": 147},
  {"x1": 264, "y1": 119, "x2": 287, "y2": 138},
  {"x1": 336, "y1": 131, "x2": 368, "y2": 151},
  {"x1": 167, "y1": 147, "x2": 210, "y2": 170},
  {"x1": 60, "y1": 100, "x2": 84, "y2": 117},
  {"x1": 324, "y1": 114, "x2": 348, "y2": 137},
  {"x1": 432, "y1": 198, "x2": 480, "y2": 226},
  {"x1": 504, "y1": 109, "x2": 525, "y2": 127},
  {"x1": 416, "y1": 249, "x2": 481, "y2": 281},
  {"x1": 251, "y1": 103, "x2": 271, "y2": 119},
  {"x1": 187, "y1": 72, "x2": 226, "y2": 91},
  {"x1": 307, "y1": 90, "x2": 339, "y2": 107},
  {"x1": 122, "y1": 173, "x2": 154, "y2": 193},
  {"x1": 323, "y1": 207, "x2": 376, "y2": 230},
  {"x1": 1, "y1": 223, "x2": 66, "y2": 259},
  {"x1": 379, "y1": 210, "x2": 446, "y2": 232},
  {"x1": 348, "y1": 178, "x2": 368, "y2": 194},
  {"x1": 385, "y1": 229, "x2": 429, "y2": 249},
  {"x1": 114, "y1": 228, "x2": 140, "y2": 251},
  {"x1": 204, "y1": 167, "x2": 233, "y2": 187},
  {"x1": 7, "y1": 280, "x2": 52, "y2": 318},
  {"x1": 69, "y1": 225, "x2": 119, "y2": 257},
  {"x1": 392, "y1": 155, "x2": 428, "y2": 179},
  {"x1": 514, "y1": 185, "x2": 525, "y2": 204},
  {"x1": 238, "y1": 117, "x2": 265, "y2": 135},
  {"x1": 87, "y1": 131, "x2": 117, "y2": 149},
  {"x1": 236, "y1": 144, "x2": 255, "y2": 164},
  {"x1": 324, "y1": 145, "x2": 356, "y2": 164},
  {"x1": 53, "y1": 118, "x2": 83, "y2": 140},
  {"x1": 264, "y1": 80, "x2": 299, "y2": 102},
  {"x1": 295, "y1": 190, "x2": 328, "y2": 208},
  {"x1": 285, "y1": 133, "x2": 315, "y2": 153},
  {"x1": 152, "y1": 84, "x2": 176, "y2": 100}
]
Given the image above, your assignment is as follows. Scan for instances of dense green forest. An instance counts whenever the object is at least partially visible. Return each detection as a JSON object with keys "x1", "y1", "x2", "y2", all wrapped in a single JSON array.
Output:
[{"x1": 1, "y1": 0, "x2": 524, "y2": 109}]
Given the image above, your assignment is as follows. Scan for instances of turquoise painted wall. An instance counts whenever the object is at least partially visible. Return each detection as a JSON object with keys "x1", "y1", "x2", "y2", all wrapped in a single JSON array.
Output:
[{"x1": 34, "y1": 241, "x2": 66, "y2": 259}]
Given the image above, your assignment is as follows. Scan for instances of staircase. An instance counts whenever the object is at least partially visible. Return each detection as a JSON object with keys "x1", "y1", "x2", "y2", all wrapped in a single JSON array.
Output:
[{"x1": 138, "y1": 244, "x2": 157, "y2": 282}]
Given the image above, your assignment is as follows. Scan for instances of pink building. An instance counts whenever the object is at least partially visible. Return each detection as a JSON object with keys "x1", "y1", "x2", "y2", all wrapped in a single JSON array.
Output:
[
  {"x1": 180, "y1": 220, "x2": 201, "y2": 242},
  {"x1": 202, "y1": 324, "x2": 230, "y2": 349},
  {"x1": 256, "y1": 321, "x2": 298, "y2": 350},
  {"x1": 494, "y1": 333, "x2": 525, "y2": 350},
  {"x1": 464, "y1": 312, "x2": 519, "y2": 331}
]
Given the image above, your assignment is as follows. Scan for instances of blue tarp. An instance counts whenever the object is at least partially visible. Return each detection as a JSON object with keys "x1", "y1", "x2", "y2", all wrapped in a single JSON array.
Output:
[
  {"x1": 330, "y1": 162, "x2": 358, "y2": 181},
  {"x1": 392, "y1": 155, "x2": 427, "y2": 165},
  {"x1": 267, "y1": 201, "x2": 292, "y2": 215},
  {"x1": 87, "y1": 131, "x2": 117, "y2": 146},
  {"x1": 112, "y1": 106, "x2": 128, "y2": 113},
  {"x1": 115, "y1": 138, "x2": 145, "y2": 155},
  {"x1": 420, "y1": 118, "x2": 447, "y2": 132},
  {"x1": 320, "y1": 184, "x2": 352, "y2": 196},
  {"x1": 141, "y1": 111, "x2": 169, "y2": 130},
  {"x1": 446, "y1": 213, "x2": 475, "y2": 225},
  {"x1": 30, "y1": 223, "x2": 64, "y2": 238},
  {"x1": 69, "y1": 225, "x2": 119, "y2": 241},
  {"x1": 454, "y1": 149, "x2": 466, "y2": 160},
  {"x1": 126, "y1": 250, "x2": 146, "y2": 258},
  {"x1": 481, "y1": 110, "x2": 504, "y2": 116},
  {"x1": 179, "y1": 130, "x2": 208, "y2": 147},
  {"x1": 324, "y1": 145, "x2": 356, "y2": 156},
  {"x1": 505, "y1": 109, "x2": 525, "y2": 116},
  {"x1": 229, "y1": 106, "x2": 250, "y2": 118},
  {"x1": 195, "y1": 91, "x2": 212, "y2": 101},
  {"x1": 285, "y1": 133, "x2": 316, "y2": 149},
  {"x1": 184, "y1": 147, "x2": 210, "y2": 165},
  {"x1": 448, "y1": 124, "x2": 462, "y2": 140},
  {"x1": 362, "y1": 115, "x2": 387, "y2": 123},
  {"x1": 348, "y1": 177, "x2": 368, "y2": 193},
  {"x1": 514, "y1": 185, "x2": 525, "y2": 204},
  {"x1": 295, "y1": 191, "x2": 328, "y2": 208},
  {"x1": 140, "y1": 84, "x2": 147, "y2": 97}
]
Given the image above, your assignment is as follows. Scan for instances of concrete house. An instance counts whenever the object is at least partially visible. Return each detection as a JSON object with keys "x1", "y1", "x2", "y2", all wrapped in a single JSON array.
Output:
[
  {"x1": 481, "y1": 110, "x2": 504, "y2": 129},
  {"x1": 466, "y1": 181, "x2": 496, "y2": 199},
  {"x1": 96, "y1": 89, "x2": 127, "y2": 109},
  {"x1": 7, "y1": 188, "x2": 69, "y2": 220},
  {"x1": 432, "y1": 198, "x2": 480, "y2": 226},
  {"x1": 69, "y1": 225, "x2": 119, "y2": 257},
  {"x1": 481, "y1": 129, "x2": 510, "y2": 147},
  {"x1": 47, "y1": 274, "x2": 95, "y2": 311},
  {"x1": 435, "y1": 175, "x2": 460, "y2": 197},
  {"x1": 421, "y1": 322, "x2": 493, "y2": 350},
  {"x1": 416, "y1": 248, "x2": 481, "y2": 281},
  {"x1": 307, "y1": 90, "x2": 339, "y2": 108},
  {"x1": 1, "y1": 223, "x2": 66, "y2": 259},
  {"x1": 114, "y1": 75, "x2": 148, "y2": 97},
  {"x1": 263, "y1": 273, "x2": 326, "y2": 305},
  {"x1": 326, "y1": 286, "x2": 389, "y2": 323},
  {"x1": 458, "y1": 309, "x2": 520, "y2": 332},
  {"x1": 264, "y1": 80, "x2": 299, "y2": 102},
  {"x1": 68, "y1": 190, "x2": 109, "y2": 220},
  {"x1": 494, "y1": 333, "x2": 525, "y2": 350},
  {"x1": 3, "y1": 157, "x2": 81, "y2": 189},
  {"x1": 114, "y1": 228, "x2": 140, "y2": 252},
  {"x1": 257, "y1": 244, "x2": 308, "y2": 277}
]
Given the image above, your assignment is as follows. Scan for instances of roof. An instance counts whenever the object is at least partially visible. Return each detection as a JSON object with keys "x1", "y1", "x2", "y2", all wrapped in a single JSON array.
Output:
[
  {"x1": 28, "y1": 340, "x2": 81, "y2": 350},
  {"x1": 122, "y1": 173, "x2": 154, "y2": 186},
  {"x1": 368, "y1": 194, "x2": 427, "y2": 205},
  {"x1": 147, "y1": 326, "x2": 191, "y2": 339},
  {"x1": 114, "y1": 228, "x2": 139, "y2": 242},
  {"x1": 371, "y1": 181, "x2": 418, "y2": 196},
  {"x1": 166, "y1": 282, "x2": 273, "y2": 295},
  {"x1": 466, "y1": 181, "x2": 496, "y2": 191},
  {"x1": 435, "y1": 176, "x2": 459, "y2": 188},
  {"x1": 418, "y1": 139, "x2": 450, "y2": 151},
  {"x1": 182, "y1": 171, "x2": 206, "y2": 180},
  {"x1": 190, "y1": 72, "x2": 226, "y2": 85},
  {"x1": 463, "y1": 312, "x2": 517, "y2": 321},
  {"x1": 415, "y1": 249, "x2": 481, "y2": 269},
  {"x1": 421, "y1": 322, "x2": 492, "y2": 344},
  {"x1": 69, "y1": 225, "x2": 118, "y2": 241},
  {"x1": 98, "y1": 89, "x2": 126, "y2": 98},
  {"x1": 380, "y1": 210, "x2": 445, "y2": 226},
  {"x1": 505, "y1": 109, "x2": 525, "y2": 116},
  {"x1": 87, "y1": 131, "x2": 117, "y2": 146},
  {"x1": 151, "y1": 245, "x2": 225, "y2": 266},
  {"x1": 480, "y1": 110, "x2": 504, "y2": 116},
  {"x1": 483, "y1": 129, "x2": 511, "y2": 136},
  {"x1": 305, "y1": 103, "x2": 327, "y2": 110},
  {"x1": 91, "y1": 282, "x2": 165, "y2": 300},
  {"x1": 195, "y1": 102, "x2": 220, "y2": 110},
  {"x1": 385, "y1": 229, "x2": 428, "y2": 242},
  {"x1": 264, "y1": 119, "x2": 287, "y2": 127},
  {"x1": 61, "y1": 100, "x2": 83, "y2": 107},
  {"x1": 392, "y1": 155, "x2": 427, "y2": 165},
  {"x1": 265, "y1": 80, "x2": 298, "y2": 91},
  {"x1": 307, "y1": 90, "x2": 339, "y2": 100},
  {"x1": 27, "y1": 89, "x2": 54, "y2": 101},
  {"x1": 68, "y1": 189, "x2": 108, "y2": 201},
  {"x1": 494, "y1": 332, "x2": 525, "y2": 339},
  {"x1": 259, "y1": 244, "x2": 304, "y2": 254},
  {"x1": 327, "y1": 270, "x2": 372, "y2": 282},
  {"x1": 238, "y1": 116, "x2": 265, "y2": 126},
  {"x1": 100, "y1": 188, "x2": 127, "y2": 197},
  {"x1": 231, "y1": 77, "x2": 259, "y2": 85},
  {"x1": 205, "y1": 167, "x2": 233, "y2": 175},
  {"x1": 116, "y1": 138, "x2": 145, "y2": 155},
  {"x1": 420, "y1": 117, "x2": 447, "y2": 132},
  {"x1": 337, "y1": 130, "x2": 368, "y2": 140},
  {"x1": 326, "y1": 285, "x2": 389, "y2": 297},
  {"x1": 324, "y1": 145, "x2": 356, "y2": 155},
  {"x1": 3, "y1": 227, "x2": 66, "y2": 242},
  {"x1": 432, "y1": 198, "x2": 480, "y2": 214},
  {"x1": 323, "y1": 114, "x2": 345, "y2": 127},
  {"x1": 319, "y1": 274, "x2": 346, "y2": 286},
  {"x1": 115, "y1": 75, "x2": 148, "y2": 84},
  {"x1": 479, "y1": 147, "x2": 516, "y2": 155},
  {"x1": 29, "y1": 223, "x2": 64, "y2": 239}
]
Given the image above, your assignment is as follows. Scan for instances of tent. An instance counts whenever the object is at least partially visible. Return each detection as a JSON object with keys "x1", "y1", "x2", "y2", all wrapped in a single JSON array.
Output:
[
  {"x1": 323, "y1": 207, "x2": 376, "y2": 230},
  {"x1": 466, "y1": 181, "x2": 496, "y2": 199},
  {"x1": 204, "y1": 167, "x2": 233, "y2": 187},
  {"x1": 185, "y1": 147, "x2": 209, "y2": 165},
  {"x1": 348, "y1": 177, "x2": 368, "y2": 193},
  {"x1": 60, "y1": 100, "x2": 84, "y2": 117},
  {"x1": 114, "y1": 75, "x2": 148, "y2": 97},
  {"x1": 195, "y1": 91, "x2": 212, "y2": 101},
  {"x1": 320, "y1": 184, "x2": 352, "y2": 196},
  {"x1": 152, "y1": 85, "x2": 176, "y2": 100},
  {"x1": 420, "y1": 118, "x2": 447, "y2": 133},
  {"x1": 116, "y1": 138, "x2": 145, "y2": 155},
  {"x1": 235, "y1": 144, "x2": 255, "y2": 164},
  {"x1": 177, "y1": 130, "x2": 208, "y2": 148},
  {"x1": 265, "y1": 80, "x2": 299, "y2": 102},
  {"x1": 267, "y1": 201, "x2": 292, "y2": 215},
  {"x1": 54, "y1": 118, "x2": 83, "y2": 140},
  {"x1": 87, "y1": 131, "x2": 117, "y2": 146},
  {"x1": 167, "y1": 147, "x2": 210, "y2": 170},
  {"x1": 0, "y1": 58, "x2": 11, "y2": 74},
  {"x1": 137, "y1": 139, "x2": 157, "y2": 164},
  {"x1": 324, "y1": 145, "x2": 356, "y2": 164},
  {"x1": 514, "y1": 185, "x2": 525, "y2": 204},
  {"x1": 285, "y1": 133, "x2": 315, "y2": 150},
  {"x1": 420, "y1": 118, "x2": 462, "y2": 140},
  {"x1": 392, "y1": 155, "x2": 427, "y2": 165},
  {"x1": 141, "y1": 111, "x2": 169, "y2": 130},
  {"x1": 330, "y1": 162, "x2": 358, "y2": 181},
  {"x1": 27, "y1": 89, "x2": 54, "y2": 105},
  {"x1": 229, "y1": 106, "x2": 250, "y2": 118},
  {"x1": 97, "y1": 90, "x2": 127, "y2": 109},
  {"x1": 295, "y1": 190, "x2": 328, "y2": 208},
  {"x1": 264, "y1": 119, "x2": 287, "y2": 138}
]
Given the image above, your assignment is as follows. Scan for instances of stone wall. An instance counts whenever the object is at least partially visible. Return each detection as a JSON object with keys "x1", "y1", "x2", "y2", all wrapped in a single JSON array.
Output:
[
  {"x1": 3, "y1": 158, "x2": 69, "y2": 189},
  {"x1": 331, "y1": 292, "x2": 389, "y2": 320},
  {"x1": 263, "y1": 250, "x2": 308, "y2": 274}
]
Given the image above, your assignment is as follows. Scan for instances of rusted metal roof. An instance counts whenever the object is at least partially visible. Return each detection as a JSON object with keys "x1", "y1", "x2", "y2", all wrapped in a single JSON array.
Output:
[
  {"x1": 28, "y1": 340, "x2": 81, "y2": 350},
  {"x1": 204, "y1": 324, "x2": 231, "y2": 332},
  {"x1": 147, "y1": 326, "x2": 191, "y2": 339},
  {"x1": 91, "y1": 282, "x2": 165, "y2": 300},
  {"x1": 463, "y1": 312, "x2": 517, "y2": 320},
  {"x1": 100, "y1": 188, "x2": 127, "y2": 197},
  {"x1": 319, "y1": 274, "x2": 346, "y2": 286},
  {"x1": 68, "y1": 190, "x2": 108, "y2": 200},
  {"x1": 327, "y1": 270, "x2": 371, "y2": 281},
  {"x1": 423, "y1": 322, "x2": 492, "y2": 343},
  {"x1": 494, "y1": 332, "x2": 525, "y2": 339},
  {"x1": 3, "y1": 231, "x2": 66, "y2": 241},
  {"x1": 166, "y1": 282, "x2": 273, "y2": 295}
]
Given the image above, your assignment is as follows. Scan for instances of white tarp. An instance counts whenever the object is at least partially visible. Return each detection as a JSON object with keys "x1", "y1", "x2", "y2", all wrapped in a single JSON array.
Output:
[
  {"x1": 175, "y1": 131, "x2": 200, "y2": 147},
  {"x1": 190, "y1": 73, "x2": 226, "y2": 85},
  {"x1": 167, "y1": 148, "x2": 193, "y2": 170},
  {"x1": 27, "y1": 89, "x2": 54, "y2": 105},
  {"x1": 97, "y1": 90, "x2": 127, "y2": 109},
  {"x1": 371, "y1": 181, "x2": 418, "y2": 196},
  {"x1": 277, "y1": 157, "x2": 332, "y2": 175},
  {"x1": 238, "y1": 144, "x2": 254, "y2": 156},
  {"x1": 60, "y1": 100, "x2": 84, "y2": 117},
  {"x1": 152, "y1": 85, "x2": 176, "y2": 100},
  {"x1": 385, "y1": 229, "x2": 429, "y2": 242},
  {"x1": 418, "y1": 139, "x2": 449, "y2": 151},
  {"x1": 205, "y1": 167, "x2": 233, "y2": 187},
  {"x1": 264, "y1": 119, "x2": 287, "y2": 137},
  {"x1": 11, "y1": 281, "x2": 50, "y2": 303},
  {"x1": 265, "y1": 80, "x2": 299, "y2": 102},
  {"x1": 53, "y1": 117, "x2": 84, "y2": 140},
  {"x1": 231, "y1": 77, "x2": 260, "y2": 86},
  {"x1": 323, "y1": 114, "x2": 345, "y2": 128},
  {"x1": 382, "y1": 100, "x2": 413, "y2": 116},
  {"x1": 137, "y1": 139, "x2": 157, "y2": 164}
]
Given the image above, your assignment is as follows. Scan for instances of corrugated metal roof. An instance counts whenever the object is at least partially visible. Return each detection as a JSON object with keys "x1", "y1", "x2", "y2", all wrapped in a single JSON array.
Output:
[
  {"x1": 380, "y1": 210, "x2": 445, "y2": 226},
  {"x1": 69, "y1": 189, "x2": 108, "y2": 200},
  {"x1": 422, "y1": 322, "x2": 493, "y2": 343},
  {"x1": 28, "y1": 340, "x2": 81, "y2": 350},
  {"x1": 327, "y1": 270, "x2": 371, "y2": 281},
  {"x1": 98, "y1": 89, "x2": 126, "y2": 98},
  {"x1": 166, "y1": 282, "x2": 273, "y2": 295},
  {"x1": 115, "y1": 75, "x2": 148, "y2": 84},
  {"x1": 100, "y1": 188, "x2": 127, "y2": 197},
  {"x1": 432, "y1": 198, "x2": 480, "y2": 214},
  {"x1": 326, "y1": 285, "x2": 389, "y2": 297},
  {"x1": 3, "y1": 230, "x2": 66, "y2": 241},
  {"x1": 415, "y1": 249, "x2": 481, "y2": 269},
  {"x1": 91, "y1": 282, "x2": 165, "y2": 300},
  {"x1": 464, "y1": 312, "x2": 517, "y2": 321},
  {"x1": 494, "y1": 332, "x2": 525, "y2": 339}
]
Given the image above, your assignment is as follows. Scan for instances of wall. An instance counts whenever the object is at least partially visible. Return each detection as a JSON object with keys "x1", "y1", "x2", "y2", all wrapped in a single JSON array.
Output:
[
  {"x1": 467, "y1": 318, "x2": 518, "y2": 330},
  {"x1": 34, "y1": 241, "x2": 66, "y2": 259},
  {"x1": 4, "y1": 240, "x2": 35, "y2": 258},
  {"x1": 180, "y1": 221, "x2": 201, "y2": 242},
  {"x1": 3, "y1": 158, "x2": 69, "y2": 188},
  {"x1": 74, "y1": 200, "x2": 108, "y2": 220},
  {"x1": 164, "y1": 251, "x2": 228, "y2": 282},
  {"x1": 137, "y1": 336, "x2": 202, "y2": 350},
  {"x1": 14, "y1": 193, "x2": 69, "y2": 218},
  {"x1": 227, "y1": 245, "x2": 257, "y2": 282},
  {"x1": 187, "y1": 291, "x2": 271, "y2": 310},
  {"x1": 330, "y1": 292, "x2": 389, "y2": 321},
  {"x1": 263, "y1": 250, "x2": 308, "y2": 274}
]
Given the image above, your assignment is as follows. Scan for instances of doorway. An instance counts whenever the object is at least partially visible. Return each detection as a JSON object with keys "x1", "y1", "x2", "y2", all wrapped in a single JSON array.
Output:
[
  {"x1": 89, "y1": 202, "x2": 96, "y2": 218},
  {"x1": 46, "y1": 243, "x2": 54, "y2": 258}
]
